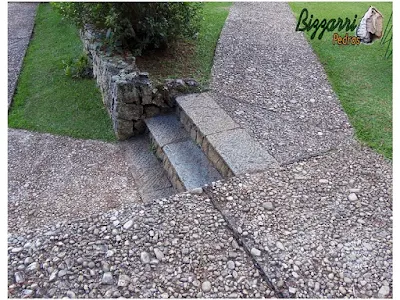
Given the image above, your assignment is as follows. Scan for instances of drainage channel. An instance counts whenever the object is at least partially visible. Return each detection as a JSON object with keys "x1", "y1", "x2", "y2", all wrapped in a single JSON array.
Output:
[{"x1": 203, "y1": 186, "x2": 286, "y2": 298}]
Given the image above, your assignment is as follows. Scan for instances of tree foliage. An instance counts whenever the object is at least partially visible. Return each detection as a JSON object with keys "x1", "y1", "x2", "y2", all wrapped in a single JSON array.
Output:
[{"x1": 52, "y1": 2, "x2": 203, "y2": 55}]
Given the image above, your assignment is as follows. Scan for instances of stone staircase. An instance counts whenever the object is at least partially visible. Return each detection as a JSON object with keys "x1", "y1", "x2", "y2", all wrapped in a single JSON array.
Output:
[
  {"x1": 146, "y1": 114, "x2": 222, "y2": 192},
  {"x1": 123, "y1": 92, "x2": 277, "y2": 200},
  {"x1": 176, "y1": 93, "x2": 278, "y2": 177}
]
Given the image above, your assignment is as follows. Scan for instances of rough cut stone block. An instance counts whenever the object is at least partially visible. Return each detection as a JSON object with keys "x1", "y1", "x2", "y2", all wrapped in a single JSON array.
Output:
[
  {"x1": 117, "y1": 82, "x2": 140, "y2": 104},
  {"x1": 207, "y1": 144, "x2": 222, "y2": 167},
  {"x1": 155, "y1": 146, "x2": 164, "y2": 162},
  {"x1": 150, "y1": 91, "x2": 166, "y2": 107},
  {"x1": 115, "y1": 102, "x2": 143, "y2": 121},
  {"x1": 195, "y1": 130, "x2": 204, "y2": 146},
  {"x1": 206, "y1": 128, "x2": 278, "y2": 175},
  {"x1": 115, "y1": 119, "x2": 134, "y2": 140},
  {"x1": 174, "y1": 178, "x2": 185, "y2": 193},
  {"x1": 140, "y1": 84, "x2": 153, "y2": 105},
  {"x1": 201, "y1": 137, "x2": 209, "y2": 154},
  {"x1": 190, "y1": 127, "x2": 197, "y2": 141},
  {"x1": 133, "y1": 120, "x2": 146, "y2": 132},
  {"x1": 176, "y1": 93, "x2": 239, "y2": 136},
  {"x1": 144, "y1": 106, "x2": 161, "y2": 118}
]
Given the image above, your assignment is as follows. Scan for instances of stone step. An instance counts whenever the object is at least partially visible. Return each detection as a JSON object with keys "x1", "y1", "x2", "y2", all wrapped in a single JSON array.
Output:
[
  {"x1": 145, "y1": 114, "x2": 222, "y2": 192},
  {"x1": 120, "y1": 135, "x2": 176, "y2": 203},
  {"x1": 176, "y1": 93, "x2": 278, "y2": 177}
]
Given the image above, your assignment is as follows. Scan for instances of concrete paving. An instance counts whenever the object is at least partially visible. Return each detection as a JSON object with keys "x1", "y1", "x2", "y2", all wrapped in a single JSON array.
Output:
[
  {"x1": 8, "y1": 192, "x2": 274, "y2": 298},
  {"x1": 206, "y1": 141, "x2": 392, "y2": 298},
  {"x1": 8, "y1": 129, "x2": 142, "y2": 234},
  {"x1": 211, "y1": 2, "x2": 353, "y2": 164},
  {"x1": 7, "y1": 2, "x2": 392, "y2": 298},
  {"x1": 206, "y1": 3, "x2": 392, "y2": 297},
  {"x1": 8, "y1": 2, "x2": 38, "y2": 109}
]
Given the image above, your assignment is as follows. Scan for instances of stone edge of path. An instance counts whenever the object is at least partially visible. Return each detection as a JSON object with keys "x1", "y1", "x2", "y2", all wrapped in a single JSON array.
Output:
[{"x1": 8, "y1": 3, "x2": 38, "y2": 110}]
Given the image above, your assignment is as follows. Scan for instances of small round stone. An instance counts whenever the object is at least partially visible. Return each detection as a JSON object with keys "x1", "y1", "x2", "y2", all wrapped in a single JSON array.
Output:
[
  {"x1": 201, "y1": 281, "x2": 212, "y2": 292},
  {"x1": 227, "y1": 260, "x2": 235, "y2": 270},
  {"x1": 276, "y1": 241, "x2": 285, "y2": 250},
  {"x1": 154, "y1": 248, "x2": 164, "y2": 260},
  {"x1": 348, "y1": 193, "x2": 358, "y2": 201},
  {"x1": 190, "y1": 187, "x2": 203, "y2": 194},
  {"x1": 102, "y1": 272, "x2": 114, "y2": 285},
  {"x1": 263, "y1": 201, "x2": 274, "y2": 211},
  {"x1": 66, "y1": 290, "x2": 76, "y2": 298},
  {"x1": 140, "y1": 251, "x2": 150, "y2": 264}
]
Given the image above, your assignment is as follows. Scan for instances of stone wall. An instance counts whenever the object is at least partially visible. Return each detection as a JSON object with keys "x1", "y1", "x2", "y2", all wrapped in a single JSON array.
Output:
[{"x1": 81, "y1": 25, "x2": 199, "y2": 140}]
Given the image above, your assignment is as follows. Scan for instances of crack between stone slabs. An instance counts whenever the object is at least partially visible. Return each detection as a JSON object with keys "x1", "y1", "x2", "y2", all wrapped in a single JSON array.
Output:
[
  {"x1": 279, "y1": 141, "x2": 354, "y2": 166},
  {"x1": 203, "y1": 186, "x2": 285, "y2": 298},
  {"x1": 211, "y1": 89, "x2": 353, "y2": 124},
  {"x1": 210, "y1": 90, "x2": 277, "y2": 111},
  {"x1": 159, "y1": 136, "x2": 191, "y2": 148}
]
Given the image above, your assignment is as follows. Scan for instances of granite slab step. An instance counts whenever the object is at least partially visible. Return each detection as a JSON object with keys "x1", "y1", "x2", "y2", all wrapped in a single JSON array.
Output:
[
  {"x1": 176, "y1": 93, "x2": 278, "y2": 177},
  {"x1": 145, "y1": 114, "x2": 189, "y2": 148},
  {"x1": 145, "y1": 114, "x2": 222, "y2": 192}
]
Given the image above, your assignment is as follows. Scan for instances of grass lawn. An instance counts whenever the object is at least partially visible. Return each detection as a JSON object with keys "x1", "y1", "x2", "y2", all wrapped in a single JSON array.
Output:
[
  {"x1": 9, "y1": 3, "x2": 231, "y2": 140},
  {"x1": 290, "y1": 2, "x2": 392, "y2": 159},
  {"x1": 8, "y1": 3, "x2": 115, "y2": 142},
  {"x1": 136, "y1": 2, "x2": 232, "y2": 87}
]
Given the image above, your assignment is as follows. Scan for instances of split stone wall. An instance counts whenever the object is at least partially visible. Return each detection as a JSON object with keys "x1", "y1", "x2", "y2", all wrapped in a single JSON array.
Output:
[{"x1": 81, "y1": 25, "x2": 199, "y2": 140}]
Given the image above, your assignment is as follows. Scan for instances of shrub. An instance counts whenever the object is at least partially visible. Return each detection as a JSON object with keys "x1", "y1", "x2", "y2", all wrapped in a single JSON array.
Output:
[
  {"x1": 52, "y1": 2, "x2": 203, "y2": 56},
  {"x1": 62, "y1": 53, "x2": 92, "y2": 79}
]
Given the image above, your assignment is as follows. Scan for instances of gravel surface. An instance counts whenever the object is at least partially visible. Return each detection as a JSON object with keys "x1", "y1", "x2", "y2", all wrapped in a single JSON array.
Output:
[
  {"x1": 207, "y1": 142, "x2": 392, "y2": 298},
  {"x1": 8, "y1": 129, "x2": 141, "y2": 234},
  {"x1": 8, "y1": 3, "x2": 392, "y2": 298},
  {"x1": 8, "y1": 193, "x2": 273, "y2": 298},
  {"x1": 8, "y1": 2, "x2": 38, "y2": 108},
  {"x1": 211, "y1": 2, "x2": 353, "y2": 164}
]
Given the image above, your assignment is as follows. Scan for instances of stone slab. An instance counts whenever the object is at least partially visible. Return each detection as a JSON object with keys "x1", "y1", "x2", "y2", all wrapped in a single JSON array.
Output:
[
  {"x1": 7, "y1": 129, "x2": 141, "y2": 233},
  {"x1": 145, "y1": 114, "x2": 189, "y2": 147},
  {"x1": 8, "y1": 192, "x2": 274, "y2": 298},
  {"x1": 176, "y1": 93, "x2": 239, "y2": 136},
  {"x1": 163, "y1": 140, "x2": 222, "y2": 190},
  {"x1": 210, "y1": 2, "x2": 354, "y2": 164},
  {"x1": 208, "y1": 142, "x2": 392, "y2": 298},
  {"x1": 120, "y1": 135, "x2": 175, "y2": 201},
  {"x1": 206, "y1": 128, "x2": 278, "y2": 175}
]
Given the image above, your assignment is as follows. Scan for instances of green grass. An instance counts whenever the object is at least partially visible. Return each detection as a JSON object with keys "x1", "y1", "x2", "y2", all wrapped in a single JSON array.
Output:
[
  {"x1": 195, "y1": 2, "x2": 232, "y2": 85},
  {"x1": 136, "y1": 2, "x2": 232, "y2": 87},
  {"x1": 290, "y1": 2, "x2": 392, "y2": 159},
  {"x1": 8, "y1": 3, "x2": 115, "y2": 141}
]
